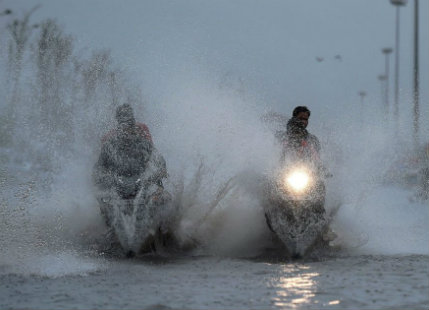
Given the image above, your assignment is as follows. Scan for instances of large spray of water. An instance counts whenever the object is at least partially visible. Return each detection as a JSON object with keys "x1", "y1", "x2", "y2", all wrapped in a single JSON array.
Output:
[{"x1": 0, "y1": 9, "x2": 427, "y2": 277}]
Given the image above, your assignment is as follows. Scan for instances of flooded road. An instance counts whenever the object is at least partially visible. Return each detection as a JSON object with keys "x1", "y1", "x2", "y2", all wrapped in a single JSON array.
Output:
[
  {"x1": 1, "y1": 1, "x2": 428, "y2": 308},
  {"x1": 1, "y1": 174, "x2": 428, "y2": 310},
  {"x1": 1, "y1": 253, "x2": 427, "y2": 309}
]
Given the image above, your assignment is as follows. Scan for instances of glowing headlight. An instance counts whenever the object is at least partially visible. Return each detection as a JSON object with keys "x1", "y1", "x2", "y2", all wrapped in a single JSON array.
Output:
[{"x1": 285, "y1": 170, "x2": 310, "y2": 192}]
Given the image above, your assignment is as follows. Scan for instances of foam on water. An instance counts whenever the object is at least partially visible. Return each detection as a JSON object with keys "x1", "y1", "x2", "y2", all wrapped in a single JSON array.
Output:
[{"x1": 1, "y1": 251, "x2": 106, "y2": 278}]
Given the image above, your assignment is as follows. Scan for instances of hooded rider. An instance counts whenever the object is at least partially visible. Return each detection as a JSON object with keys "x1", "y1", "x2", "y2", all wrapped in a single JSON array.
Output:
[{"x1": 93, "y1": 104, "x2": 168, "y2": 205}]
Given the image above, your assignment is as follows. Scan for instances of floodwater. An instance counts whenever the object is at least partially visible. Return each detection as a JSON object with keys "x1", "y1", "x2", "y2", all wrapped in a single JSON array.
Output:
[
  {"x1": 1, "y1": 253, "x2": 427, "y2": 309},
  {"x1": 1, "y1": 184, "x2": 428, "y2": 309}
]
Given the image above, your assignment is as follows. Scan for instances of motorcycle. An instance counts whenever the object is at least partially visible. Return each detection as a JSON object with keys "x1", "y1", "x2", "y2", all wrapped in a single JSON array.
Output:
[
  {"x1": 263, "y1": 160, "x2": 333, "y2": 258},
  {"x1": 95, "y1": 149, "x2": 174, "y2": 257}
]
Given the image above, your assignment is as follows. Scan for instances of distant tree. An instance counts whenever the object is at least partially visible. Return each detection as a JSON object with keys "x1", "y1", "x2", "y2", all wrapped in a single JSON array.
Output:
[
  {"x1": 6, "y1": 6, "x2": 40, "y2": 111},
  {"x1": 35, "y1": 19, "x2": 74, "y2": 144},
  {"x1": 78, "y1": 50, "x2": 143, "y2": 143},
  {"x1": 82, "y1": 50, "x2": 112, "y2": 104},
  {"x1": 0, "y1": 8, "x2": 147, "y2": 177},
  {"x1": 1, "y1": 6, "x2": 39, "y2": 147}
]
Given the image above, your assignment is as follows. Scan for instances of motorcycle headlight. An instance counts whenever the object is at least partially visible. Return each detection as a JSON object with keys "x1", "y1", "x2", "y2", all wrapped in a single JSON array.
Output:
[{"x1": 284, "y1": 169, "x2": 311, "y2": 193}]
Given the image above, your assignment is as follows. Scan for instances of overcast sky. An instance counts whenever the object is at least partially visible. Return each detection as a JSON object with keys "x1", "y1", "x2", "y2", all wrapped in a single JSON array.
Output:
[{"x1": 2, "y1": 0, "x2": 428, "y2": 136}]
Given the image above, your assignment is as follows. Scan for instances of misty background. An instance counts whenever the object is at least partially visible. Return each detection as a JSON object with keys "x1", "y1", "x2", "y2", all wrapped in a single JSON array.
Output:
[{"x1": 0, "y1": 0, "x2": 428, "y2": 267}]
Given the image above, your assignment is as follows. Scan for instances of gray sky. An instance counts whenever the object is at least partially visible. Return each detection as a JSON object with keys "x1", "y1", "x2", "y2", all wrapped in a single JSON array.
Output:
[{"x1": 2, "y1": 0, "x2": 428, "y2": 138}]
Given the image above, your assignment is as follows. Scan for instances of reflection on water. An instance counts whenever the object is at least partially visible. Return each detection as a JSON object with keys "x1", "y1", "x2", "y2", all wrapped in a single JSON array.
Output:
[
  {"x1": 328, "y1": 300, "x2": 340, "y2": 305},
  {"x1": 271, "y1": 265, "x2": 319, "y2": 308},
  {"x1": 270, "y1": 265, "x2": 343, "y2": 308},
  {"x1": 0, "y1": 256, "x2": 427, "y2": 309}
]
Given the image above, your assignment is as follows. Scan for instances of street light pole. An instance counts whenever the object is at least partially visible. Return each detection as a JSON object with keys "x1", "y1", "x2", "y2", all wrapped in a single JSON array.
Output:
[
  {"x1": 413, "y1": 0, "x2": 420, "y2": 149},
  {"x1": 378, "y1": 74, "x2": 387, "y2": 111},
  {"x1": 358, "y1": 91, "x2": 367, "y2": 122},
  {"x1": 382, "y1": 47, "x2": 393, "y2": 117},
  {"x1": 358, "y1": 91, "x2": 367, "y2": 105},
  {"x1": 390, "y1": 0, "x2": 407, "y2": 133}
]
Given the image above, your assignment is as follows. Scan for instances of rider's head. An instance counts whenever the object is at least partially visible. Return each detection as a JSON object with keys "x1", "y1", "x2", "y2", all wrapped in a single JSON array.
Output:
[
  {"x1": 292, "y1": 106, "x2": 310, "y2": 128},
  {"x1": 116, "y1": 103, "x2": 136, "y2": 129}
]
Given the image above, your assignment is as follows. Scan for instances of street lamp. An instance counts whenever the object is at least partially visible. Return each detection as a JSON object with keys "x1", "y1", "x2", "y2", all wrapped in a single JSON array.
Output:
[
  {"x1": 381, "y1": 47, "x2": 393, "y2": 116},
  {"x1": 390, "y1": 0, "x2": 407, "y2": 132},
  {"x1": 0, "y1": 9, "x2": 12, "y2": 16}
]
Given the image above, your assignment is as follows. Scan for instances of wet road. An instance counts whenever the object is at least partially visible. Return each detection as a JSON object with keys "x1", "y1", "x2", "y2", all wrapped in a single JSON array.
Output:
[{"x1": 1, "y1": 253, "x2": 427, "y2": 309}]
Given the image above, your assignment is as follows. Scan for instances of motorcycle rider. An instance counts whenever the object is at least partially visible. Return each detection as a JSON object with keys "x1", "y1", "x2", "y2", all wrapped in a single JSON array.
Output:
[
  {"x1": 277, "y1": 106, "x2": 321, "y2": 164},
  {"x1": 93, "y1": 103, "x2": 168, "y2": 226},
  {"x1": 277, "y1": 106, "x2": 337, "y2": 243},
  {"x1": 277, "y1": 106, "x2": 330, "y2": 213}
]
